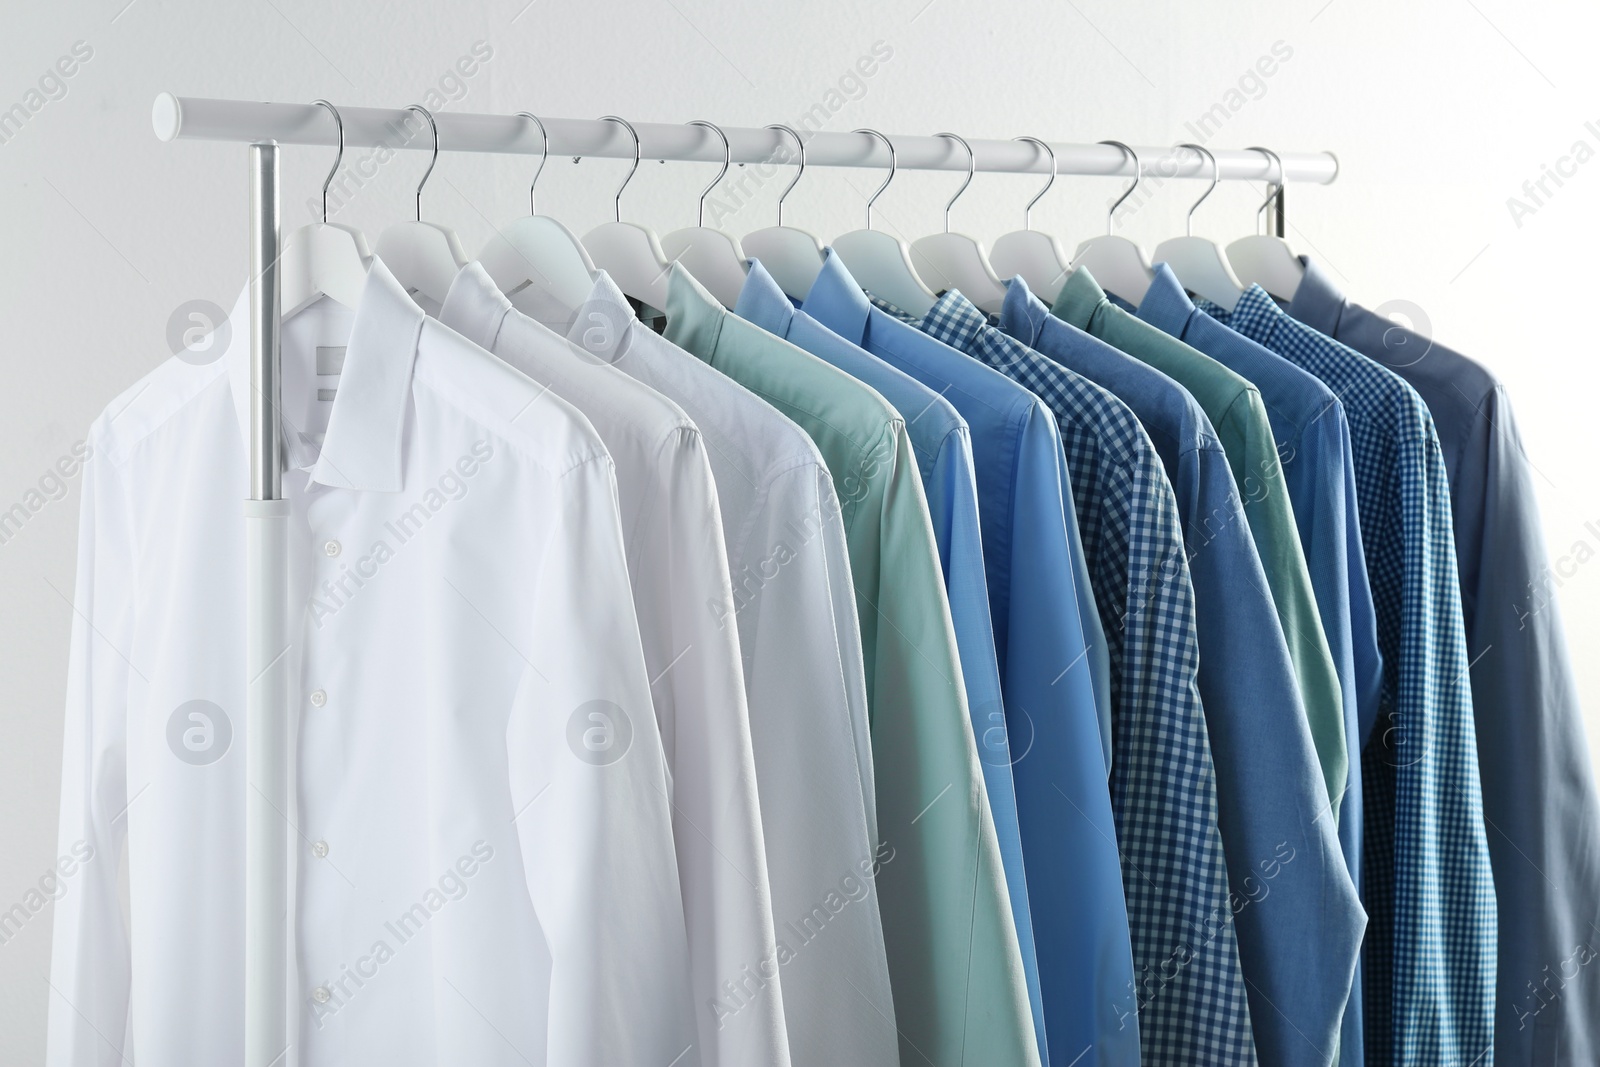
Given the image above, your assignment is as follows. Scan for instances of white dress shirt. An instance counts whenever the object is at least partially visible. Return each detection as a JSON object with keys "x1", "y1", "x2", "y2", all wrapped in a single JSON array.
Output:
[
  {"x1": 440, "y1": 264, "x2": 789, "y2": 1067},
  {"x1": 528, "y1": 271, "x2": 899, "y2": 1067},
  {"x1": 48, "y1": 260, "x2": 699, "y2": 1067}
]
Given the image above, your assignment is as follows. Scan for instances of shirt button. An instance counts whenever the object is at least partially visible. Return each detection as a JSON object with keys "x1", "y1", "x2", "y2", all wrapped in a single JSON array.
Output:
[
  {"x1": 312, "y1": 840, "x2": 329, "y2": 858},
  {"x1": 323, "y1": 540, "x2": 342, "y2": 557},
  {"x1": 312, "y1": 985, "x2": 332, "y2": 1004},
  {"x1": 309, "y1": 689, "x2": 327, "y2": 708}
]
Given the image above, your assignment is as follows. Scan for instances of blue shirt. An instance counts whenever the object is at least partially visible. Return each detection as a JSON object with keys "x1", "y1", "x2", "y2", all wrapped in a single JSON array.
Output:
[
  {"x1": 1137, "y1": 265, "x2": 1381, "y2": 1064},
  {"x1": 1289, "y1": 258, "x2": 1600, "y2": 1065},
  {"x1": 734, "y1": 259, "x2": 1050, "y2": 1062},
  {"x1": 1005, "y1": 276, "x2": 1364, "y2": 1066},
  {"x1": 909, "y1": 284, "x2": 1256, "y2": 1067},
  {"x1": 1201, "y1": 285, "x2": 1497, "y2": 1067},
  {"x1": 803, "y1": 252, "x2": 1138, "y2": 1067}
]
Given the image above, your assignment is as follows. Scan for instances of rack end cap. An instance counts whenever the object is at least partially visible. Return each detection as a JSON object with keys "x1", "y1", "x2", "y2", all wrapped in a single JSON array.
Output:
[{"x1": 152, "y1": 93, "x2": 181, "y2": 142}]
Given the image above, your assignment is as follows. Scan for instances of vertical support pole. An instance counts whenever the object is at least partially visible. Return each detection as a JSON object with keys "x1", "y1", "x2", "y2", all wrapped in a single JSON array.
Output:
[{"x1": 245, "y1": 141, "x2": 291, "y2": 1067}]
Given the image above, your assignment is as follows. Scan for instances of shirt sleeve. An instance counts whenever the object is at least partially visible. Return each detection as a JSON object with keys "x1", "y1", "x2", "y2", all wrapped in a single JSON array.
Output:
[
  {"x1": 816, "y1": 465, "x2": 878, "y2": 842},
  {"x1": 732, "y1": 458, "x2": 898, "y2": 1065},
  {"x1": 507, "y1": 453, "x2": 700, "y2": 1067},
  {"x1": 47, "y1": 431, "x2": 135, "y2": 1067},
  {"x1": 867, "y1": 422, "x2": 1040, "y2": 1066},
  {"x1": 642, "y1": 427, "x2": 790, "y2": 1066},
  {"x1": 1223, "y1": 390, "x2": 1349, "y2": 820}
]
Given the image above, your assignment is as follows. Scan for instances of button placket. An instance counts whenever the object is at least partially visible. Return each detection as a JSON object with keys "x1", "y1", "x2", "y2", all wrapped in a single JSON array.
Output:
[{"x1": 300, "y1": 489, "x2": 355, "y2": 1026}]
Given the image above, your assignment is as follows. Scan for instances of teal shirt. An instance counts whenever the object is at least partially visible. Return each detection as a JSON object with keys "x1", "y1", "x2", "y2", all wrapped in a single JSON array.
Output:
[
  {"x1": 664, "y1": 265, "x2": 1041, "y2": 1067},
  {"x1": 1053, "y1": 268, "x2": 1348, "y2": 820}
]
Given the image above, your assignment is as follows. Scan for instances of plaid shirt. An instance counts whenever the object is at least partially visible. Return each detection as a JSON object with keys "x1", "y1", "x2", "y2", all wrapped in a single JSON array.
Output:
[
  {"x1": 911, "y1": 289, "x2": 1258, "y2": 1067},
  {"x1": 1200, "y1": 286, "x2": 1497, "y2": 1067}
]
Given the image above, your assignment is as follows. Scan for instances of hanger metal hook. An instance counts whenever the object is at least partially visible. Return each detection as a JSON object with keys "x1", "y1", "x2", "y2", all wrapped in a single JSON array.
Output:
[
  {"x1": 402, "y1": 104, "x2": 440, "y2": 223},
  {"x1": 1098, "y1": 139, "x2": 1141, "y2": 236},
  {"x1": 933, "y1": 132, "x2": 975, "y2": 234},
  {"x1": 1013, "y1": 136, "x2": 1056, "y2": 231},
  {"x1": 513, "y1": 111, "x2": 549, "y2": 215},
  {"x1": 599, "y1": 115, "x2": 641, "y2": 224},
  {"x1": 852, "y1": 128, "x2": 897, "y2": 231},
  {"x1": 1177, "y1": 142, "x2": 1219, "y2": 238},
  {"x1": 311, "y1": 99, "x2": 343, "y2": 225},
  {"x1": 1246, "y1": 145, "x2": 1285, "y2": 236},
  {"x1": 765, "y1": 123, "x2": 805, "y2": 227},
  {"x1": 686, "y1": 119, "x2": 729, "y2": 228}
]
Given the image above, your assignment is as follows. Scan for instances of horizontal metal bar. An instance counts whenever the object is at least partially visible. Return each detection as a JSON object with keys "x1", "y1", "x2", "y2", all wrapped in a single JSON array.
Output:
[{"x1": 153, "y1": 94, "x2": 1338, "y2": 184}]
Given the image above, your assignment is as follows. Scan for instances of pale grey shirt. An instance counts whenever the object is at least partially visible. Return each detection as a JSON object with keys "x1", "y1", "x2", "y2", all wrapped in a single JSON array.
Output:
[{"x1": 526, "y1": 269, "x2": 898, "y2": 1067}]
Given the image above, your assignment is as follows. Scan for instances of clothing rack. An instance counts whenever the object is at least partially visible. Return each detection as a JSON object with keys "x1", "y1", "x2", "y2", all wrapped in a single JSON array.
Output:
[{"x1": 150, "y1": 91, "x2": 1338, "y2": 1067}]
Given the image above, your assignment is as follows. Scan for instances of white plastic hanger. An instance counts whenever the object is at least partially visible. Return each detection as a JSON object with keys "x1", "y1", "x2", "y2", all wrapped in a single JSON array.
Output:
[
  {"x1": 909, "y1": 132, "x2": 1008, "y2": 315},
  {"x1": 1226, "y1": 146, "x2": 1305, "y2": 302},
  {"x1": 740, "y1": 123, "x2": 825, "y2": 300},
  {"x1": 990, "y1": 135, "x2": 1074, "y2": 303},
  {"x1": 581, "y1": 114, "x2": 675, "y2": 312},
  {"x1": 831, "y1": 128, "x2": 938, "y2": 319},
  {"x1": 373, "y1": 104, "x2": 469, "y2": 312},
  {"x1": 660, "y1": 119, "x2": 751, "y2": 308},
  {"x1": 282, "y1": 99, "x2": 372, "y2": 318},
  {"x1": 478, "y1": 110, "x2": 597, "y2": 323},
  {"x1": 1153, "y1": 143, "x2": 1246, "y2": 312},
  {"x1": 1071, "y1": 140, "x2": 1156, "y2": 306}
]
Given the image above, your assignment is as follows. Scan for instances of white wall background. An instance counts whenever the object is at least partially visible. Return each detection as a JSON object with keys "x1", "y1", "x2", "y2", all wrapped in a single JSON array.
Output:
[{"x1": 2, "y1": 0, "x2": 1597, "y2": 1059}]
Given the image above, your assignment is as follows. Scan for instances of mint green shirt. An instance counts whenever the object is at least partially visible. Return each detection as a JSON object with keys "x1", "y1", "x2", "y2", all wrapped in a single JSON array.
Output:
[
  {"x1": 1053, "y1": 268, "x2": 1348, "y2": 819},
  {"x1": 665, "y1": 266, "x2": 1040, "y2": 1067}
]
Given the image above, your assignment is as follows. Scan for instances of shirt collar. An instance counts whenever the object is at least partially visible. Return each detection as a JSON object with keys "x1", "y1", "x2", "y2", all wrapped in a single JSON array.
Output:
[
  {"x1": 1135, "y1": 263, "x2": 1198, "y2": 336},
  {"x1": 560, "y1": 270, "x2": 641, "y2": 364},
  {"x1": 998, "y1": 274, "x2": 1051, "y2": 346},
  {"x1": 1050, "y1": 266, "x2": 1111, "y2": 331},
  {"x1": 439, "y1": 261, "x2": 515, "y2": 353},
  {"x1": 1284, "y1": 256, "x2": 1345, "y2": 335},
  {"x1": 662, "y1": 262, "x2": 727, "y2": 362},
  {"x1": 226, "y1": 257, "x2": 425, "y2": 492},
  {"x1": 799, "y1": 248, "x2": 871, "y2": 343},
  {"x1": 733, "y1": 258, "x2": 797, "y2": 336},
  {"x1": 921, "y1": 288, "x2": 990, "y2": 350}
]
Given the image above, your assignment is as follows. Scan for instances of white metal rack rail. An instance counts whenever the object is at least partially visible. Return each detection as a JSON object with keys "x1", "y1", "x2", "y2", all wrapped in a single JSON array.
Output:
[{"x1": 150, "y1": 91, "x2": 1338, "y2": 1067}]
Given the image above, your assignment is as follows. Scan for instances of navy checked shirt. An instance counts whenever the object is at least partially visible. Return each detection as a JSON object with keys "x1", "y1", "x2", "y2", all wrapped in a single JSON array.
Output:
[
  {"x1": 1200, "y1": 286, "x2": 1497, "y2": 1067},
  {"x1": 918, "y1": 289, "x2": 1257, "y2": 1067}
]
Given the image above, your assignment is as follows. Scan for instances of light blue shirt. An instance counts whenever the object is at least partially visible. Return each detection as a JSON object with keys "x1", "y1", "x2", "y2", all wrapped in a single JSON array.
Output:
[
  {"x1": 735, "y1": 259, "x2": 1050, "y2": 1062},
  {"x1": 804, "y1": 251, "x2": 1139, "y2": 1067}
]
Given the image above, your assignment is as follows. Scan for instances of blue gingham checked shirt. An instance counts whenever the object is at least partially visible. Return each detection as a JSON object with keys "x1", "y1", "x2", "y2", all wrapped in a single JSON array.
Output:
[
  {"x1": 1200, "y1": 286, "x2": 1497, "y2": 1067},
  {"x1": 911, "y1": 289, "x2": 1258, "y2": 1067}
]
